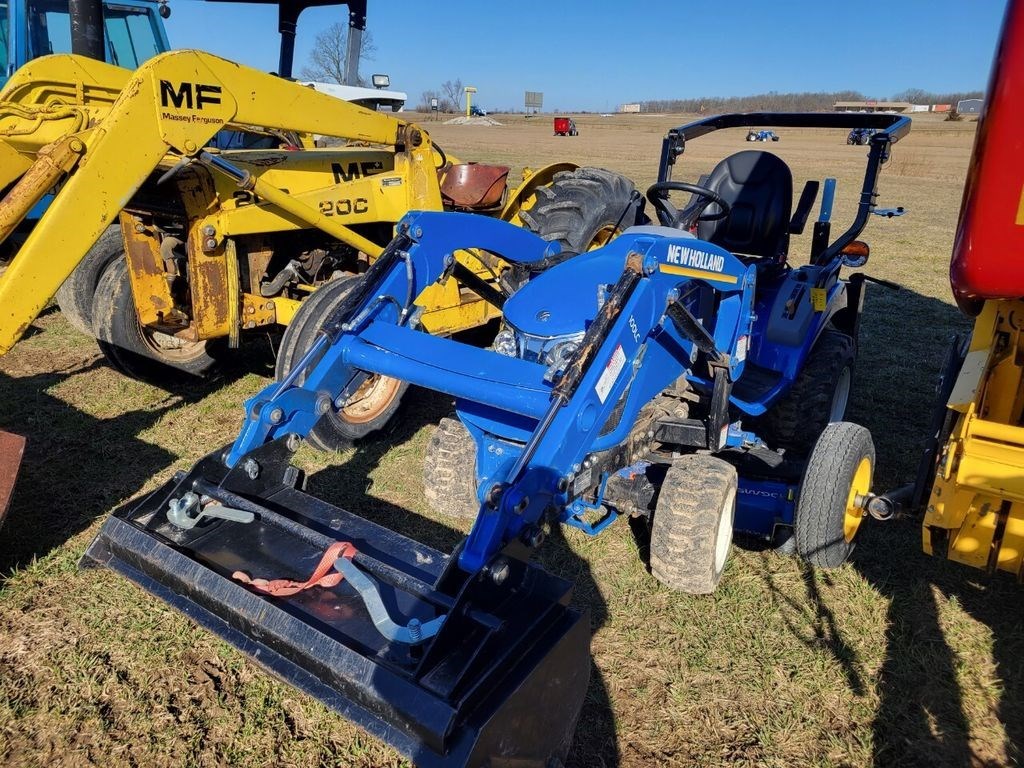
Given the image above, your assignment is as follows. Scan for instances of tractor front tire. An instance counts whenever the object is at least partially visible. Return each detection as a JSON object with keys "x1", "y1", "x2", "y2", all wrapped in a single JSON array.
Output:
[
  {"x1": 423, "y1": 417, "x2": 479, "y2": 520},
  {"x1": 520, "y1": 167, "x2": 641, "y2": 257},
  {"x1": 795, "y1": 421, "x2": 875, "y2": 568},
  {"x1": 93, "y1": 259, "x2": 222, "y2": 381},
  {"x1": 275, "y1": 275, "x2": 409, "y2": 452},
  {"x1": 650, "y1": 454, "x2": 737, "y2": 594},
  {"x1": 759, "y1": 330, "x2": 855, "y2": 455},
  {"x1": 56, "y1": 225, "x2": 123, "y2": 335}
]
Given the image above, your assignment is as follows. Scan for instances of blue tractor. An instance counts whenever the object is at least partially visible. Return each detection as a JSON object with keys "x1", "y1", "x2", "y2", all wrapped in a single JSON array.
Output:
[{"x1": 84, "y1": 112, "x2": 910, "y2": 765}]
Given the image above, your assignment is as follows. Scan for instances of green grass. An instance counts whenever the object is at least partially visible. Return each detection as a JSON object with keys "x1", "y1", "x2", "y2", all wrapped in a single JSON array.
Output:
[{"x1": 1, "y1": 113, "x2": 1022, "y2": 768}]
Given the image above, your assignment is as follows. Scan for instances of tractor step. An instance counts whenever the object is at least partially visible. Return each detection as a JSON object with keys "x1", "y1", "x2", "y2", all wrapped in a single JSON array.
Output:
[{"x1": 82, "y1": 440, "x2": 590, "y2": 767}]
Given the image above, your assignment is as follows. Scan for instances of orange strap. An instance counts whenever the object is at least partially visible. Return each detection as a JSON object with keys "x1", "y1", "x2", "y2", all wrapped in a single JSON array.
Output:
[{"x1": 232, "y1": 541, "x2": 358, "y2": 597}]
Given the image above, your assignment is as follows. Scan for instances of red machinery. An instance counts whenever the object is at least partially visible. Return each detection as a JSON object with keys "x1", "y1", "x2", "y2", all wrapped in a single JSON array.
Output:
[{"x1": 553, "y1": 116, "x2": 578, "y2": 136}]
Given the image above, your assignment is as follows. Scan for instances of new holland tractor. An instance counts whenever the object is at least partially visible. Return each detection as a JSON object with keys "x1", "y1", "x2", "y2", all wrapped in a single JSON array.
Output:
[
  {"x1": 903, "y1": 0, "x2": 1024, "y2": 580},
  {"x1": 79, "y1": 112, "x2": 908, "y2": 766}
]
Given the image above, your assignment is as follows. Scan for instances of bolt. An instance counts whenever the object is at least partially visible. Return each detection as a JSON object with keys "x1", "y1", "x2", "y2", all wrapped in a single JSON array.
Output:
[
  {"x1": 134, "y1": 221, "x2": 146, "y2": 233},
  {"x1": 495, "y1": 447, "x2": 503, "y2": 456},
  {"x1": 487, "y1": 444, "x2": 495, "y2": 453},
  {"x1": 486, "y1": 484, "x2": 503, "y2": 509},
  {"x1": 247, "y1": 305, "x2": 256, "y2": 314},
  {"x1": 490, "y1": 558, "x2": 510, "y2": 586},
  {"x1": 204, "y1": 237, "x2": 217, "y2": 251},
  {"x1": 242, "y1": 458, "x2": 260, "y2": 480},
  {"x1": 265, "y1": 302, "x2": 274, "y2": 311},
  {"x1": 68, "y1": 138, "x2": 84, "y2": 153},
  {"x1": 521, "y1": 525, "x2": 546, "y2": 548},
  {"x1": 583, "y1": 455, "x2": 594, "y2": 469},
  {"x1": 572, "y1": 463, "x2": 581, "y2": 474},
  {"x1": 184, "y1": 140, "x2": 197, "y2": 153},
  {"x1": 414, "y1": 227, "x2": 423, "y2": 238},
  {"x1": 285, "y1": 433, "x2": 301, "y2": 452},
  {"x1": 514, "y1": 497, "x2": 530, "y2": 514},
  {"x1": 201, "y1": 225, "x2": 216, "y2": 237},
  {"x1": 407, "y1": 617, "x2": 422, "y2": 643},
  {"x1": 268, "y1": 407, "x2": 284, "y2": 424},
  {"x1": 556, "y1": 477, "x2": 569, "y2": 493},
  {"x1": 316, "y1": 395, "x2": 332, "y2": 415}
]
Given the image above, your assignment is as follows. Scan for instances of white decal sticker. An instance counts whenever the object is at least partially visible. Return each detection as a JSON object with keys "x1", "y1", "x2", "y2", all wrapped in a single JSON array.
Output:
[
  {"x1": 736, "y1": 334, "x2": 748, "y2": 362},
  {"x1": 595, "y1": 344, "x2": 626, "y2": 403},
  {"x1": 573, "y1": 466, "x2": 594, "y2": 496},
  {"x1": 666, "y1": 243, "x2": 725, "y2": 272}
]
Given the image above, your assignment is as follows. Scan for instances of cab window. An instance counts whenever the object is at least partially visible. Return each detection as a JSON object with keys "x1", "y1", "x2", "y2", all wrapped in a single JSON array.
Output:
[{"x1": 27, "y1": 0, "x2": 161, "y2": 68}]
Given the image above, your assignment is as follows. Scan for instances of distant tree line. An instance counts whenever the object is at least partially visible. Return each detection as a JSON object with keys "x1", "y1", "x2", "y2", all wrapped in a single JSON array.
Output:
[
  {"x1": 417, "y1": 79, "x2": 464, "y2": 112},
  {"x1": 639, "y1": 88, "x2": 984, "y2": 114}
]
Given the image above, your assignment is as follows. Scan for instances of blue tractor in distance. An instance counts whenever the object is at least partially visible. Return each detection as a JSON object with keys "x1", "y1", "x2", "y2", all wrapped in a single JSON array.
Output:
[
  {"x1": 746, "y1": 128, "x2": 780, "y2": 141},
  {"x1": 83, "y1": 112, "x2": 910, "y2": 766}
]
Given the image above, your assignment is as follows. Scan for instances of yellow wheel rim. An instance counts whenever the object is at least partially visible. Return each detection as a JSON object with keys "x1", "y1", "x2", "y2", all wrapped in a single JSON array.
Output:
[
  {"x1": 587, "y1": 224, "x2": 619, "y2": 250},
  {"x1": 843, "y1": 457, "x2": 872, "y2": 542}
]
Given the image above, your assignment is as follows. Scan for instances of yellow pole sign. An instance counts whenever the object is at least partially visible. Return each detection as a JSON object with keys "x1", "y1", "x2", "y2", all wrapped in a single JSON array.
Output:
[{"x1": 465, "y1": 86, "x2": 477, "y2": 118}]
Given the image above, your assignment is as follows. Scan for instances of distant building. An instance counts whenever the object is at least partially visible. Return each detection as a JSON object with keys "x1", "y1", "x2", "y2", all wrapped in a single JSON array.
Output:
[
  {"x1": 907, "y1": 104, "x2": 930, "y2": 113},
  {"x1": 834, "y1": 101, "x2": 912, "y2": 113},
  {"x1": 932, "y1": 104, "x2": 951, "y2": 113},
  {"x1": 957, "y1": 98, "x2": 984, "y2": 114},
  {"x1": 619, "y1": 103, "x2": 641, "y2": 113}
]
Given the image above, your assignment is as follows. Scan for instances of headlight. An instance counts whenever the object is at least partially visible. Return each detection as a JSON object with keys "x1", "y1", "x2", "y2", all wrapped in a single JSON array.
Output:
[
  {"x1": 544, "y1": 338, "x2": 580, "y2": 368},
  {"x1": 493, "y1": 328, "x2": 518, "y2": 357}
]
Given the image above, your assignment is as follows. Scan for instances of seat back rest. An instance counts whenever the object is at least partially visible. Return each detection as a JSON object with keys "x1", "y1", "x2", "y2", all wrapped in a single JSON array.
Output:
[{"x1": 696, "y1": 150, "x2": 793, "y2": 261}]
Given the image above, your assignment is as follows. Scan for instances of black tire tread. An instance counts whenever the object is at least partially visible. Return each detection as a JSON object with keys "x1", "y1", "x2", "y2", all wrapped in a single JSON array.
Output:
[
  {"x1": 795, "y1": 421, "x2": 875, "y2": 568},
  {"x1": 759, "y1": 330, "x2": 855, "y2": 454},
  {"x1": 423, "y1": 417, "x2": 479, "y2": 520},
  {"x1": 55, "y1": 225, "x2": 123, "y2": 335},
  {"x1": 519, "y1": 167, "x2": 641, "y2": 256},
  {"x1": 92, "y1": 259, "x2": 220, "y2": 381},
  {"x1": 275, "y1": 275, "x2": 408, "y2": 451},
  {"x1": 650, "y1": 454, "x2": 737, "y2": 594}
]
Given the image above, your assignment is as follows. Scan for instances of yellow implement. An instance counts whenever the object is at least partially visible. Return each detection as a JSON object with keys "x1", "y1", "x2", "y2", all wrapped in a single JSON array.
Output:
[{"x1": 922, "y1": 301, "x2": 1024, "y2": 578}]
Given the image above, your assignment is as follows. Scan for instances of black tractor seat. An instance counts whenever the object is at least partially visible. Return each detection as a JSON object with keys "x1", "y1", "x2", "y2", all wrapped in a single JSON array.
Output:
[{"x1": 697, "y1": 150, "x2": 793, "y2": 263}]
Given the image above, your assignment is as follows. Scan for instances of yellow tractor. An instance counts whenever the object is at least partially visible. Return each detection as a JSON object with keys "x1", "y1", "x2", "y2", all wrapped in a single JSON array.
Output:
[{"x1": 0, "y1": 44, "x2": 641, "y2": 446}]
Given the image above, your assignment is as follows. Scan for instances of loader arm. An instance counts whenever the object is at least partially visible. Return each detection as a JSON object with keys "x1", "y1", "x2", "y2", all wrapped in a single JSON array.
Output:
[{"x1": 0, "y1": 50, "x2": 439, "y2": 355}]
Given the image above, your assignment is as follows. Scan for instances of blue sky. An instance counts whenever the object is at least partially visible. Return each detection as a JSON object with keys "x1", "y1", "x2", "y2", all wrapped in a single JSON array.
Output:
[{"x1": 165, "y1": 0, "x2": 1006, "y2": 111}]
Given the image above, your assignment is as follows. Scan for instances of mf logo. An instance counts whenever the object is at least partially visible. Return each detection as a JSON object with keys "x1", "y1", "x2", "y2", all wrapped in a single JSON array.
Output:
[{"x1": 159, "y1": 80, "x2": 223, "y2": 110}]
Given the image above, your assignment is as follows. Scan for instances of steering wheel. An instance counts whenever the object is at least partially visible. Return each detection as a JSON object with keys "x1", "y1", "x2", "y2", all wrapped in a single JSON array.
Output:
[{"x1": 646, "y1": 181, "x2": 732, "y2": 230}]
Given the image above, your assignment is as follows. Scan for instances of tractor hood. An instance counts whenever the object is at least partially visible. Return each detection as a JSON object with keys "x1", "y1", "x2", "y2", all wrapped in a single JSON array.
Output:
[{"x1": 502, "y1": 255, "x2": 608, "y2": 339}]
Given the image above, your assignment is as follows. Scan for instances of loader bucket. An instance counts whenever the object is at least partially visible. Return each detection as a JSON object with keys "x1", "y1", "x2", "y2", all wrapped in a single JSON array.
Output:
[
  {"x1": 0, "y1": 430, "x2": 26, "y2": 527},
  {"x1": 82, "y1": 439, "x2": 590, "y2": 767}
]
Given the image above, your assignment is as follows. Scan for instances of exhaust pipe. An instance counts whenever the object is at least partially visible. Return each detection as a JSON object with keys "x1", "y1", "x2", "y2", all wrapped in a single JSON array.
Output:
[{"x1": 69, "y1": 0, "x2": 106, "y2": 61}]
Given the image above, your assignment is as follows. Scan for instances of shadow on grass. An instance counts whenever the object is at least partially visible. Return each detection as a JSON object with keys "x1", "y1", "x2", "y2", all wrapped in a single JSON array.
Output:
[
  {"x1": 0, "y1": 335, "x2": 277, "y2": 580},
  {"x1": 304, "y1": 386, "x2": 621, "y2": 767},
  {"x1": 846, "y1": 285, "x2": 1022, "y2": 767}
]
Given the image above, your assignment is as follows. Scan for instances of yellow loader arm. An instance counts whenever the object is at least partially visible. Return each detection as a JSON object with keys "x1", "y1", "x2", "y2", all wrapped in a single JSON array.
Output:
[{"x1": 0, "y1": 50, "x2": 440, "y2": 355}]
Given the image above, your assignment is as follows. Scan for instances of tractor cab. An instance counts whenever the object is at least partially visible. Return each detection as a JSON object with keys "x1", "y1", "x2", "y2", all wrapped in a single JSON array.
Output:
[{"x1": 1, "y1": 0, "x2": 169, "y2": 87}]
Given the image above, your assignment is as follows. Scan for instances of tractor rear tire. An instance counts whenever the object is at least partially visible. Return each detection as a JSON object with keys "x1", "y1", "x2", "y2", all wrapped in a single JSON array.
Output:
[
  {"x1": 650, "y1": 454, "x2": 737, "y2": 594},
  {"x1": 423, "y1": 417, "x2": 479, "y2": 520},
  {"x1": 55, "y1": 225, "x2": 123, "y2": 335},
  {"x1": 93, "y1": 259, "x2": 223, "y2": 381},
  {"x1": 795, "y1": 421, "x2": 875, "y2": 568},
  {"x1": 758, "y1": 330, "x2": 855, "y2": 455},
  {"x1": 275, "y1": 274, "x2": 409, "y2": 452},
  {"x1": 519, "y1": 167, "x2": 641, "y2": 258}
]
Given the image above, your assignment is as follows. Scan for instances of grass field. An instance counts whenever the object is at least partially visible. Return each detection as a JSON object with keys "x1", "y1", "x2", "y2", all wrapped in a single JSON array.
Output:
[{"x1": 2, "y1": 112, "x2": 1023, "y2": 768}]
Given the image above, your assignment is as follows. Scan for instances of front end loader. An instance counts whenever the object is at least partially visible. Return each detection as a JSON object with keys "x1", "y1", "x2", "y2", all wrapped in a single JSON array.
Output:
[
  {"x1": 83, "y1": 112, "x2": 906, "y2": 764},
  {"x1": 909, "y1": 0, "x2": 1024, "y2": 580},
  {"x1": 0, "y1": 50, "x2": 640, "y2": 442}
]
